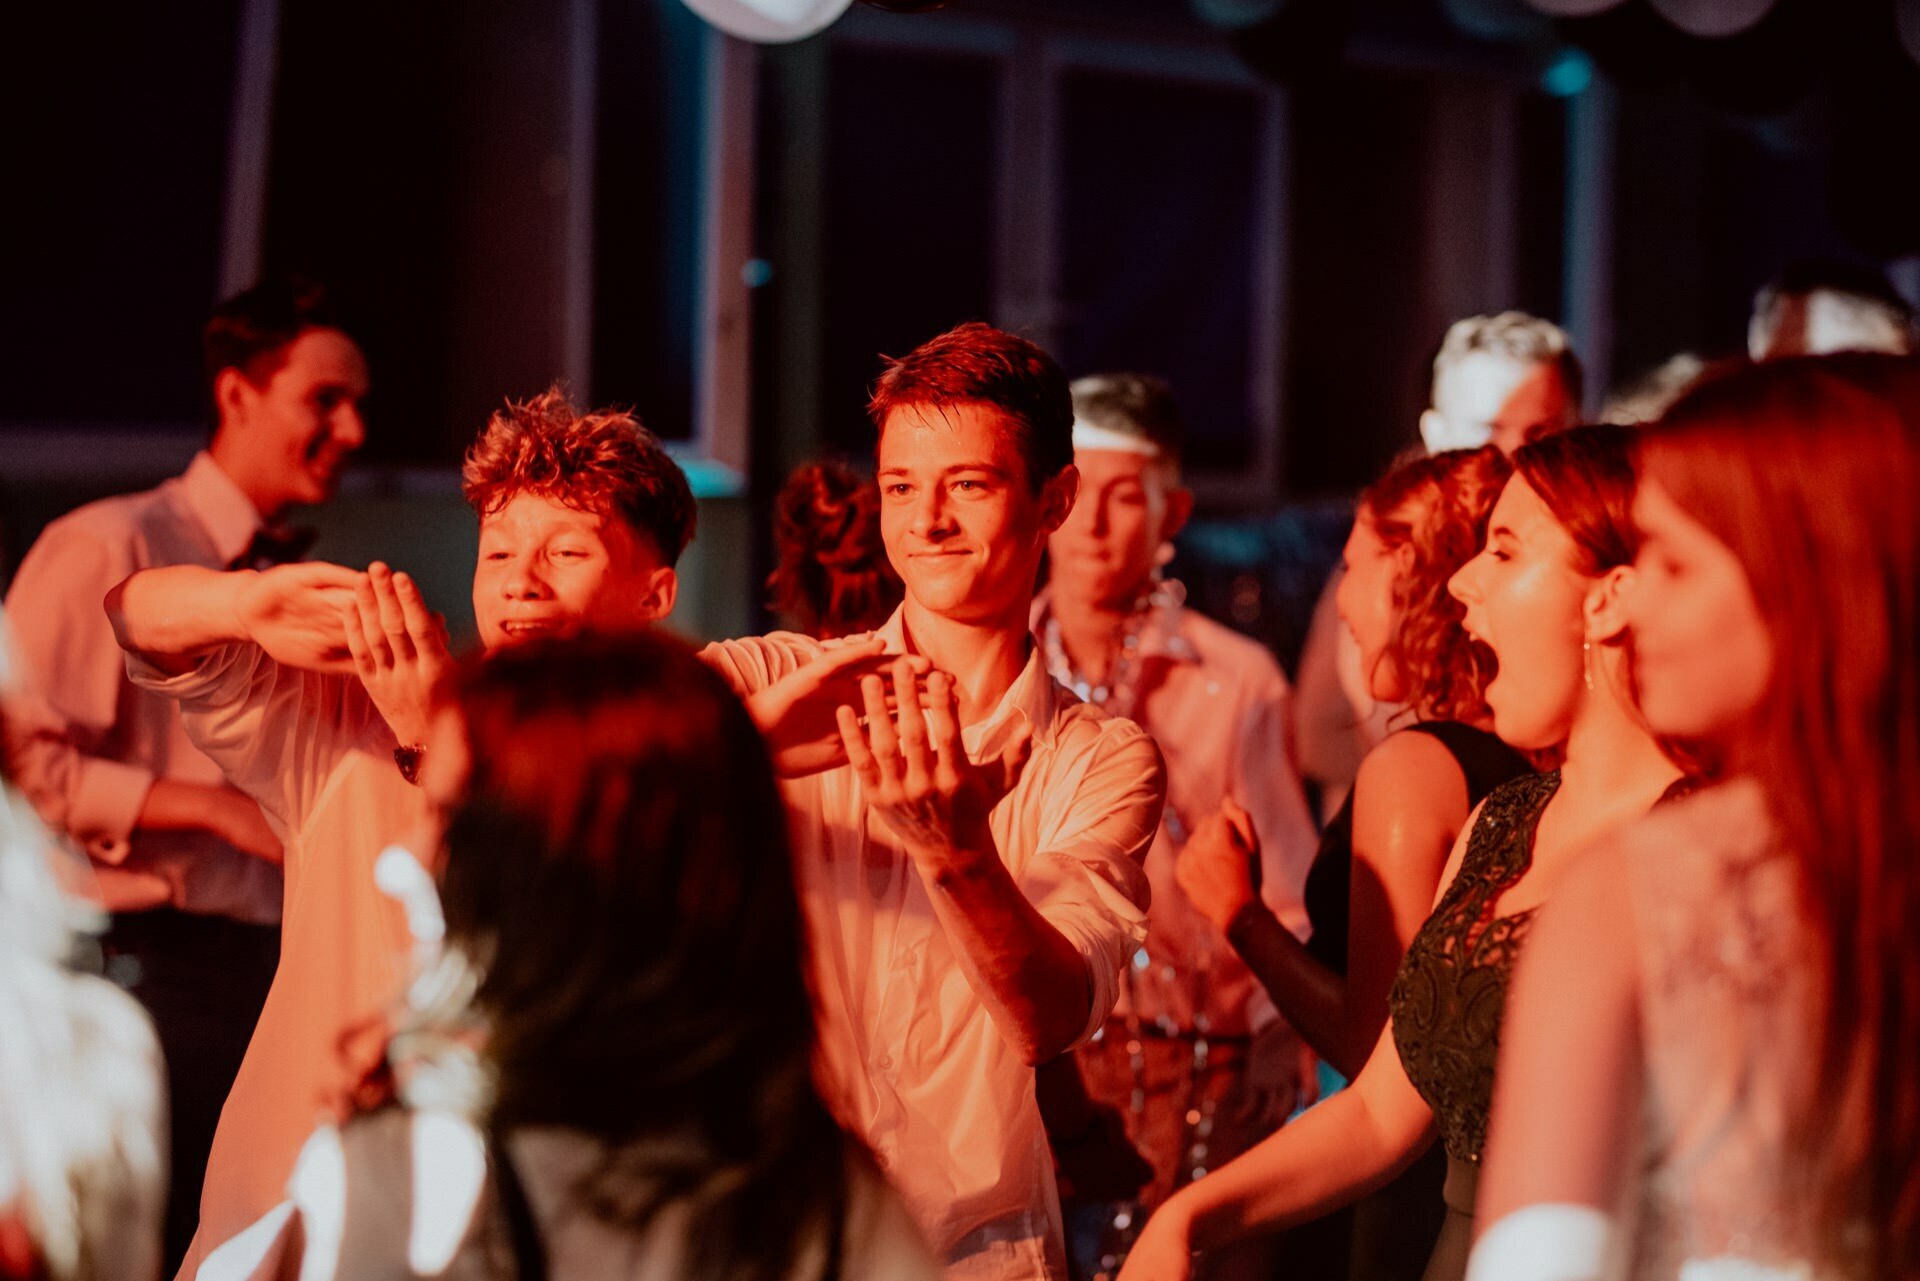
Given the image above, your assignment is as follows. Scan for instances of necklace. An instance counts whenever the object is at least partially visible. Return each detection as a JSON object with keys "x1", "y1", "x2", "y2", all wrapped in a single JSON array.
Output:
[
  {"x1": 1045, "y1": 579, "x2": 1222, "y2": 1278},
  {"x1": 1040, "y1": 578, "x2": 1184, "y2": 723}
]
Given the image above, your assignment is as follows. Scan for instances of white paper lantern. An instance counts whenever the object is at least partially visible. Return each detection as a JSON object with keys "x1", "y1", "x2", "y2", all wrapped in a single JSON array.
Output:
[
  {"x1": 680, "y1": 0, "x2": 854, "y2": 42},
  {"x1": 1648, "y1": 0, "x2": 1775, "y2": 38}
]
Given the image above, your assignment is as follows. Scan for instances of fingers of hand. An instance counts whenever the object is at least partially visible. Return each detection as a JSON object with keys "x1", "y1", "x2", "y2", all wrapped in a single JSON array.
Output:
[
  {"x1": 281, "y1": 561, "x2": 364, "y2": 591},
  {"x1": 835, "y1": 704, "x2": 880, "y2": 786},
  {"x1": 352, "y1": 575, "x2": 396, "y2": 667},
  {"x1": 339, "y1": 602, "x2": 373, "y2": 673},
  {"x1": 393, "y1": 570, "x2": 438, "y2": 645},
  {"x1": 367, "y1": 563, "x2": 418, "y2": 662},
  {"x1": 889, "y1": 659, "x2": 933, "y2": 791},
  {"x1": 924, "y1": 671, "x2": 963, "y2": 789},
  {"x1": 812, "y1": 635, "x2": 887, "y2": 683},
  {"x1": 858, "y1": 675, "x2": 900, "y2": 782}
]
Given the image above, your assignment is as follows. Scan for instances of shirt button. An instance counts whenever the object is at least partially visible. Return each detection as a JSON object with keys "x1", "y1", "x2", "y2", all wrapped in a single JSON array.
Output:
[{"x1": 877, "y1": 1054, "x2": 894, "y2": 1072}]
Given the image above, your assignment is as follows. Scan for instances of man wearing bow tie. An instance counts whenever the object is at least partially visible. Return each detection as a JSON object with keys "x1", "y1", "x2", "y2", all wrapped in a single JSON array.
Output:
[{"x1": 1, "y1": 275, "x2": 369, "y2": 1276}]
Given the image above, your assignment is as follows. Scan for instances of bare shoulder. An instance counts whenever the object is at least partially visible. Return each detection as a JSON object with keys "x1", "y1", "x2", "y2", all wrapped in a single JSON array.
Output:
[{"x1": 1354, "y1": 728, "x2": 1470, "y2": 816}]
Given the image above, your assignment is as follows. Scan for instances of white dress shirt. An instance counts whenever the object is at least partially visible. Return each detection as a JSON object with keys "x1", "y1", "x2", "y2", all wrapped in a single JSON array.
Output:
[
  {"x1": 128, "y1": 644, "x2": 420, "y2": 1278},
  {"x1": 702, "y1": 607, "x2": 1164, "y2": 1280},
  {"x1": 3, "y1": 452, "x2": 282, "y2": 923}
]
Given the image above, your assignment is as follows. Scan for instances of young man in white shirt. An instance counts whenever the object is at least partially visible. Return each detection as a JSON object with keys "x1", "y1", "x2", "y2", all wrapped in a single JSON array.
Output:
[
  {"x1": 105, "y1": 387, "x2": 695, "y2": 1278},
  {"x1": 1032, "y1": 372, "x2": 1319, "y2": 1280},
  {"x1": 703, "y1": 323, "x2": 1168, "y2": 1280},
  {"x1": 1, "y1": 277, "x2": 369, "y2": 1274}
]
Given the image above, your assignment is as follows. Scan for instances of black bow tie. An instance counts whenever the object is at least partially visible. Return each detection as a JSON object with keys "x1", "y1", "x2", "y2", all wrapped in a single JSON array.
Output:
[{"x1": 228, "y1": 525, "x2": 318, "y2": 572}]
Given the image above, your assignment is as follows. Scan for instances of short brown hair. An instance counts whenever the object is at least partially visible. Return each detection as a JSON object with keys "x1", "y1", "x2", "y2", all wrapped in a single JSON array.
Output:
[
  {"x1": 462, "y1": 386, "x2": 696, "y2": 565},
  {"x1": 867, "y1": 322, "x2": 1074, "y2": 491}
]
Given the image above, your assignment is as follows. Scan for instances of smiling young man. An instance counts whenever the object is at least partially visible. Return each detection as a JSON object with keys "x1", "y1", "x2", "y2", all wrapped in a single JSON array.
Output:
[
  {"x1": 105, "y1": 386, "x2": 693, "y2": 1277},
  {"x1": 702, "y1": 323, "x2": 1167, "y2": 1280},
  {"x1": 1, "y1": 276, "x2": 368, "y2": 1275}
]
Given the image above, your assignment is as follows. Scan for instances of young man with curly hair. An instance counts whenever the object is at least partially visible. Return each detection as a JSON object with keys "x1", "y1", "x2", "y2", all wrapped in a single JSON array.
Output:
[{"x1": 106, "y1": 386, "x2": 694, "y2": 1276}]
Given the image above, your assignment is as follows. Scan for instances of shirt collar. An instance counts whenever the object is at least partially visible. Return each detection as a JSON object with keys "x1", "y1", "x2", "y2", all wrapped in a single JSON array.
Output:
[
  {"x1": 874, "y1": 605, "x2": 1061, "y2": 759},
  {"x1": 182, "y1": 452, "x2": 267, "y2": 566}
]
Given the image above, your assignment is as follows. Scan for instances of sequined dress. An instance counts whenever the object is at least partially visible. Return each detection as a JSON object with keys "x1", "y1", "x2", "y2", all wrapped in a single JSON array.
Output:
[{"x1": 1389, "y1": 770, "x2": 1560, "y2": 1281}]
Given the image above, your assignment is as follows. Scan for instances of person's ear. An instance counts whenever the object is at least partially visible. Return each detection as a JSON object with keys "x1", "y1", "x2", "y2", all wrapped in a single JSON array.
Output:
[
  {"x1": 1584, "y1": 563, "x2": 1635, "y2": 645},
  {"x1": 213, "y1": 366, "x2": 251, "y2": 432},
  {"x1": 1160, "y1": 484, "x2": 1195, "y2": 543},
  {"x1": 1039, "y1": 464, "x2": 1079, "y2": 537},
  {"x1": 637, "y1": 566, "x2": 679, "y2": 622}
]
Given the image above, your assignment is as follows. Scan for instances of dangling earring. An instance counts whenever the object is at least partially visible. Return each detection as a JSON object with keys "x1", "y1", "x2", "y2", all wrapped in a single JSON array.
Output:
[{"x1": 1582, "y1": 639, "x2": 1595, "y2": 692}]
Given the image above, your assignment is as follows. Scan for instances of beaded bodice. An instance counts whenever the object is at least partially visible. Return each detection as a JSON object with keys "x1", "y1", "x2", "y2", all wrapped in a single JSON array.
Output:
[{"x1": 1389, "y1": 770, "x2": 1559, "y2": 1164}]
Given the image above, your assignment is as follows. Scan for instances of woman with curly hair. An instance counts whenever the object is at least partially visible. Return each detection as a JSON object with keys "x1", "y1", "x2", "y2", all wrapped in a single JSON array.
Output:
[
  {"x1": 1174, "y1": 446, "x2": 1530, "y2": 1281},
  {"x1": 766, "y1": 462, "x2": 902, "y2": 640}
]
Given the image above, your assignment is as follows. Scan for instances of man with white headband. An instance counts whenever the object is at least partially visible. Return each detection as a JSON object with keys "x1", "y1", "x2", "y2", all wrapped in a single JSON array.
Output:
[
  {"x1": 704, "y1": 323, "x2": 1166, "y2": 1280},
  {"x1": 1032, "y1": 372, "x2": 1318, "y2": 1280},
  {"x1": 1420, "y1": 311, "x2": 1582, "y2": 455}
]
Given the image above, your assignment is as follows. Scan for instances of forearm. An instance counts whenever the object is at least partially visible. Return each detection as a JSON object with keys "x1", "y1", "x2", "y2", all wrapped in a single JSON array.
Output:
[
  {"x1": 1226, "y1": 903, "x2": 1372, "y2": 1077},
  {"x1": 1166, "y1": 1080, "x2": 1428, "y2": 1250},
  {"x1": 920, "y1": 843, "x2": 1093, "y2": 1065},
  {"x1": 107, "y1": 566, "x2": 253, "y2": 673}
]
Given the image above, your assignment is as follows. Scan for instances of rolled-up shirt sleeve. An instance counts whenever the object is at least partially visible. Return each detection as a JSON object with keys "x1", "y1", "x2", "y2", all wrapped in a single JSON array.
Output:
[
  {"x1": 1019, "y1": 719, "x2": 1165, "y2": 1046},
  {"x1": 126, "y1": 642, "x2": 374, "y2": 841},
  {"x1": 2, "y1": 525, "x2": 156, "y2": 862}
]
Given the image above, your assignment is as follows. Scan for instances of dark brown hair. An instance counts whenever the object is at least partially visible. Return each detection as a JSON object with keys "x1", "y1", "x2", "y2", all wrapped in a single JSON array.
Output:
[
  {"x1": 201, "y1": 274, "x2": 351, "y2": 427},
  {"x1": 766, "y1": 461, "x2": 902, "y2": 639},
  {"x1": 867, "y1": 321, "x2": 1073, "y2": 491},
  {"x1": 1642, "y1": 357, "x2": 1920, "y2": 1277},
  {"x1": 438, "y1": 634, "x2": 858, "y2": 1281},
  {"x1": 462, "y1": 385, "x2": 697, "y2": 566},
  {"x1": 1359, "y1": 446, "x2": 1511, "y2": 725},
  {"x1": 1510, "y1": 424, "x2": 1640, "y2": 576}
]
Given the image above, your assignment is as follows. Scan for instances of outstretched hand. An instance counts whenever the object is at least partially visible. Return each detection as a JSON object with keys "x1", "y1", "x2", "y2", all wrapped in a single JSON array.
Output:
[
  {"x1": 835, "y1": 658, "x2": 1032, "y2": 871},
  {"x1": 746, "y1": 636, "x2": 929, "y2": 776},
  {"x1": 1175, "y1": 797, "x2": 1265, "y2": 933},
  {"x1": 233, "y1": 562, "x2": 365, "y2": 672},
  {"x1": 341, "y1": 562, "x2": 452, "y2": 746}
]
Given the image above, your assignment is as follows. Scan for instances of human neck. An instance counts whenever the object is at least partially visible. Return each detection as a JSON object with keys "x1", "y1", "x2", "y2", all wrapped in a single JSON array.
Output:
[
  {"x1": 900, "y1": 597, "x2": 1034, "y2": 726},
  {"x1": 207, "y1": 439, "x2": 287, "y2": 524},
  {"x1": 1558, "y1": 653, "x2": 1681, "y2": 814},
  {"x1": 1046, "y1": 581, "x2": 1150, "y2": 683}
]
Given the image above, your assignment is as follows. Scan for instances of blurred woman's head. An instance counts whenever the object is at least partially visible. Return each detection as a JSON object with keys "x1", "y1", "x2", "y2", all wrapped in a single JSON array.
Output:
[
  {"x1": 767, "y1": 460, "x2": 902, "y2": 639},
  {"x1": 1632, "y1": 357, "x2": 1920, "y2": 1276},
  {"x1": 1337, "y1": 445, "x2": 1511, "y2": 722},
  {"x1": 425, "y1": 633, "x2": 851, "y2": 1279},
  {"x1": 1446, "y1": 425, "x2": 1641, "y2": 753}
]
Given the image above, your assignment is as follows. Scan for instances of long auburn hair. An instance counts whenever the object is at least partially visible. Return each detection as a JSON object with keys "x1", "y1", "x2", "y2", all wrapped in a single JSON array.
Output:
[
  {"x1": 435, "y1": 634, "x2": 858, "y2": 1281},
  {"x1": 1358, "y1": 445, "x2": 1511, "y2": 724},
  {"x1": 1640, "y1": 358, "x2": 1920, "y2": 1278}
]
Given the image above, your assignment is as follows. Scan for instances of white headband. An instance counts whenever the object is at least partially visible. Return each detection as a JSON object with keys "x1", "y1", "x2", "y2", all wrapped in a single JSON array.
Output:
[{"x1": 1072, "y1": 419, "x2": 1162, "y2": 457}]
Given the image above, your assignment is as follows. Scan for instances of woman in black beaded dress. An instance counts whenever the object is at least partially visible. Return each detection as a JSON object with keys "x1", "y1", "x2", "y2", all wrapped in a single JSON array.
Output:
[
  {"x1": 1119, "y1": 427, "x2": 1688, "y2": 1281},
  {"x1": 1175, "y1": 445, "x2": 1530, "y2": 1281}
]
